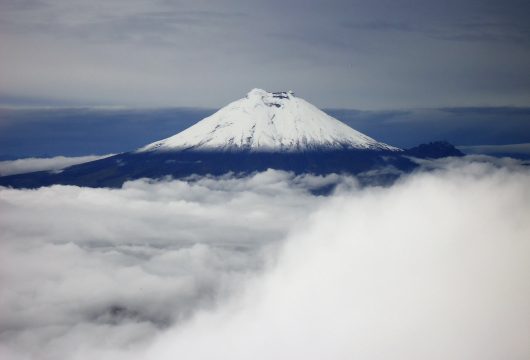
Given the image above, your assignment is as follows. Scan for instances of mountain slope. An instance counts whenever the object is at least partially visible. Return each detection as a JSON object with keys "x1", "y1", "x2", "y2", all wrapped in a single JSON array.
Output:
[
  {"x1": 0, "y1": 90, "x2": 466, "y2": 189},
  {"x1": 139, "y1": 89, "x2": 399, "y2": 152}
]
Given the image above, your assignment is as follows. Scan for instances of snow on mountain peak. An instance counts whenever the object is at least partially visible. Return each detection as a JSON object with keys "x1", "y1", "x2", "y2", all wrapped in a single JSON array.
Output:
[
  {"x1": 139, "y1": 89, "x2": 400, "y2": 152},
  {"x1": 247, "y1": 88, "x2": 295, "y2": 102}
]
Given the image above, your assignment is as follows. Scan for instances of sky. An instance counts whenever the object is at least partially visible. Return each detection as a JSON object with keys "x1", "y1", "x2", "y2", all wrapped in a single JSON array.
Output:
[{"x1": 1, "y1": 0, "x2": 529, "y2": 109}]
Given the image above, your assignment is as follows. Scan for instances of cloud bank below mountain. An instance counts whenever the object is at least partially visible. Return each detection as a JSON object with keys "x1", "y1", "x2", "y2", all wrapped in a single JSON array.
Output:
[{"x1": 1, "y1": 159, "x2": 529, "y2": 360}]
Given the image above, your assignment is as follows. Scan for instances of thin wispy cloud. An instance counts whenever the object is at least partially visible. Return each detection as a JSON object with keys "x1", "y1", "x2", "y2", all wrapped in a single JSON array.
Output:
[
  {"x1": 343, "y1": 19, "x2": 530, "y2": 45},
  {"x1": 0, "y1": 154, "x2": 114, "y2": 176}
]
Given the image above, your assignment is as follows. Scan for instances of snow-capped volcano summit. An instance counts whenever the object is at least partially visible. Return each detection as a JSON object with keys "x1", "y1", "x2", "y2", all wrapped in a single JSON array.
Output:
[
  {"x1": 0, "y1": 87, "x2": 463, "y2": 189},
  {"x1": 140, "y1": 89, "x2": 399, "y2": 152}
]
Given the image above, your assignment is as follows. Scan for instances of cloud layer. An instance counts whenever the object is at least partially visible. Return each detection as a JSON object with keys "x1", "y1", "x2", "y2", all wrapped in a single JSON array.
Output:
[
  {"x1": 1, "y1": 0, "x2": 529, "y2": 108},
  {"x1": 1, "y1": 160, "x2": 529, "y2": 359}
]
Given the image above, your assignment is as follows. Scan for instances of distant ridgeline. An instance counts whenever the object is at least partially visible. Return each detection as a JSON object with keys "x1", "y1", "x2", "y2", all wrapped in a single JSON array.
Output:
[{"x1": 0, "y1": 89, "x2": 463, "y2": 189}]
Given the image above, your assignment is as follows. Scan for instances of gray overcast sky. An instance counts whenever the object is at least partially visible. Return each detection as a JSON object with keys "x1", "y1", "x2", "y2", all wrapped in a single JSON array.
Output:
[{"x1": 1, "y1": 0, "x2": 529, "y2": 109}]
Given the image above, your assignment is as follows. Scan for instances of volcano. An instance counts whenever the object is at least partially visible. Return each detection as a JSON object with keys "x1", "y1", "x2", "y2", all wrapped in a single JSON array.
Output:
[
  {"x1": 139, "y1": 89, "x2": 398, "y2": 153},
  {"x1": 0, "y1": 89, "x2": 462, "y2": 188}
]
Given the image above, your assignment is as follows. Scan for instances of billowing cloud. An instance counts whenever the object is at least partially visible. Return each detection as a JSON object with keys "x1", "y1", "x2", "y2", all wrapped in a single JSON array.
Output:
[
  {"x1": 0, "y1": 170, "x2": 341, "y2": 358},
  {"x1": 0, "y1": 154, "x2": 114, "y2": 176},
  {"x1": 0, "y1": 159, "x2": 529, "y2": 359}
]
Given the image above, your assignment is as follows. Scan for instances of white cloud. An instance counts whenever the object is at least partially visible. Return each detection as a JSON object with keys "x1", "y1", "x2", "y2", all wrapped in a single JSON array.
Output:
[
  {"x1": 0, "y1": 161, "x2": 529, "y2": 360},
  {"x1": 0, "y1": 154, "x2": 114, "y2": 176}
]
